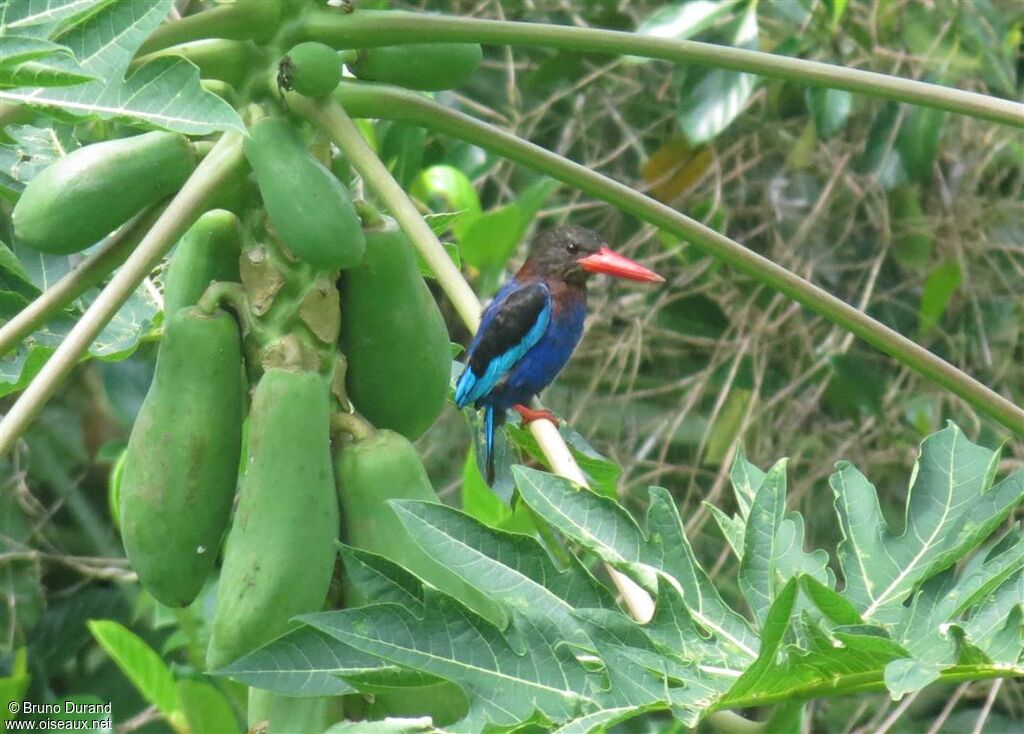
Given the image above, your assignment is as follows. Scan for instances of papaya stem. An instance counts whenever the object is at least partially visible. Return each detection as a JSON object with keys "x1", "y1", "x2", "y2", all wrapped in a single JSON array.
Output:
[
  {"x1": 244, "y1": 102, "x2": 267, "y2": 127},
  {"x1": 292, "y1": 9, "x2": 1024, "y2": 129},
  {"x1": 0, "y1": 205, "x2": 165, "y2": 358},
  {"x1": 0, "y1": 131, "x2": 246, "y2": 457},
  {"x1": 330, "y1": 352, "x2": 354, "y2": 413},
  {"x1": 196, "y1": 281, "x2": 254, "y2": 332},
  {"x1": 353, "y1": 199, "x2": 383, "y2": 228},
  {"x1": 192, "y1": 140, "x2": 215, "y2": 158},
  {"x1": 330, "y1": 412, "x2": 375, "y2": 442},
  {"x1": 136, "y1": 1, "x2": 281, "y2": 56},
  {"x1": 706, "y1": 712, "x2": 767, "y2": 734}
]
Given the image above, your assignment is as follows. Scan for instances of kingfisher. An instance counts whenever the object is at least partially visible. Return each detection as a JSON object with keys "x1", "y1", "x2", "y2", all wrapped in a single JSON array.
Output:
[{"x1": 454, "y1": 225, "x2": 664, "y2": 483}]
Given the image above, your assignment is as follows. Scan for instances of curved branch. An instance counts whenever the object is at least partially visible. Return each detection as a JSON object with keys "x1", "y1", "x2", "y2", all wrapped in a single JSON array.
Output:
[
  {"x1": 332, "y1": 81, "x2": 1023, "y2": 435},
  {"x1": 294, "y1": 9, "x2": 1024, "y2": 129}
]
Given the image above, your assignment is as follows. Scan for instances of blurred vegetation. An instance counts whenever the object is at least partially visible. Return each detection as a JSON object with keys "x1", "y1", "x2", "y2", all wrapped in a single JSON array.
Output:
[{"x1": 2, "y1": 0, "x2": 1022, "y2": 732}]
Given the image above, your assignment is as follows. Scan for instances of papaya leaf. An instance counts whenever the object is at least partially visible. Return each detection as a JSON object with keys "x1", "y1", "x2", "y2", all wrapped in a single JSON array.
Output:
[
  {"x1": 0, "y1": 36, "x2": 93, "y2": 88},
  {"x1": 3, "y1": 55, "x2": 95, "y2": 88},
  {"x1": 506, "y1": 422, "x2": 621, "y2": 500},
  {"x1": 392, "y1": 500, "x2": 616, "y2": 645},
  {"x1": 738, "y1": 460, "x2": 788, "y2": 624},
  {"x1": 511, "y1": 465, "x2": 657, "y2": 590},
  {"x1": 572, "y1": 608, "x2": 723, "y2": 726},
  {"x1": 0, "y1": 281, "x2": 160, "y2": 397},
  {"x1": 831, "y1": 423, "x2": 1024, "y2": 624},
  {"x1": 551, "y1": 707, "x2": 648, "y2": 734},
  {"x1": 338, "y1": 544, "x2": 426, "y2": 613},
  {"x1": 0, "y1": 0, "x2": 109, "y2": 39},
  {"x1": 0, "y1": 0, "x2": 243, "y2": 135},
  {"x1": 714, "y1": 578, "x2": 917, "y2": 709},
  {"x1": 223, "y1": 425, "x2": 1024, "y2": 730},
  {"x1": 302, "y1": 593, "x2": 597, "y2": 733},
  {"x1": 215, "y1": 626, "x2": 371, "y2": 698},
  {"x1": 0, "y1": 122, "x2": 79, "y2": 201},
  {"x1": 644, "y1": 488, "x2": 758, "y2": 665}
]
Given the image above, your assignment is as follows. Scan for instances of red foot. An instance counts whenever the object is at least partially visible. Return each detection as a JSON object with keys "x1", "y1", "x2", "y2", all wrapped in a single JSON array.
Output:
[{"x1": 513, "y1": 404, "x2": 560, "y2": 425}]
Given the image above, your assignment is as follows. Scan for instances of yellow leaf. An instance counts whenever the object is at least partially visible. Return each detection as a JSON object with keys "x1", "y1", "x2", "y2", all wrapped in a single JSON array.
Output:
[{"x1": 642, "y1": 136, "x2": 713, "y2": 201}]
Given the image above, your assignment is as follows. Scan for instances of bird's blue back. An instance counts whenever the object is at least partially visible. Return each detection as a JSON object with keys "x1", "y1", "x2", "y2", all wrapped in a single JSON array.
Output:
[
  {"x1": 454, "y1": 278, "x2": 549, "y2": 408},
  {"x1": 455, "y1": 278, "x2": 586, "y2": 411},
  {"x1": 489, "y1": 289, "x2": 585, "y2": 410}
]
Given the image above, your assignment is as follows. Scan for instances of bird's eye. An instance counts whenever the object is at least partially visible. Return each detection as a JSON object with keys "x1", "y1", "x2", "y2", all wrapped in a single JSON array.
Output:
[{"x1": 566, "y1": 242, "x2": 579, "y2": 254}]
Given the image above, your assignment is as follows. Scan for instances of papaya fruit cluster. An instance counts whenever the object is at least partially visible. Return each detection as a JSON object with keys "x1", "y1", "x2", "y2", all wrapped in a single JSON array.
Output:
[
  {"x1": 9, "y1": 3, "x2": 488, "y2": 711},
  {"x1": 11, "y1": 109, "x2": 459, "y2": 677}
]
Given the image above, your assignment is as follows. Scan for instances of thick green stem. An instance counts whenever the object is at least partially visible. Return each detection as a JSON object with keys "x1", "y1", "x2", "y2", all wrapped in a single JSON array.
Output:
[
  {"x1": 330, "y1": 411, "x2": 375, "y2": 442},
  {"x1": 333, "y1": 82, "x2": 1024, "y2": 435},
  {"x1": 0, "y1": 132, "x2": 246, "y2": 457},
  {"x1": 195, "y1": 280, "x2": 254, "y2": 333},
  {"x1": 0, "y1": 205, "x2": 165, "y2": 357},
  {"x1": 295, "y1": 9, "x2": 1024, "y2": 129},
  {"x1": 136, "y1": 0, "x2": 281, "y2": 56},
  {"x1": 706, "y1": 711, "x2": 766, "y2": 734}
]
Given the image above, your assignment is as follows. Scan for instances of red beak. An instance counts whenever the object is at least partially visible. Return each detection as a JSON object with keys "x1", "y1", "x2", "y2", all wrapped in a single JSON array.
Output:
[{"x1": 577, "y1": 246, "x2": 664, "y2": 283}]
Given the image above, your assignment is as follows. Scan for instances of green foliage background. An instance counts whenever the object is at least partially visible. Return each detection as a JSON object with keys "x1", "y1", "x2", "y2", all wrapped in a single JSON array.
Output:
[{"x1": 1, "y1": 0, "x2": 1021, "y2": 733}]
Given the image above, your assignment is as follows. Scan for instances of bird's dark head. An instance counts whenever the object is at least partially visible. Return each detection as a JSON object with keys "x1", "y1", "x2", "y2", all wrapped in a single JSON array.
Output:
[{"x1": 522, "y1": 225, "x2": 664, "y2": 286}]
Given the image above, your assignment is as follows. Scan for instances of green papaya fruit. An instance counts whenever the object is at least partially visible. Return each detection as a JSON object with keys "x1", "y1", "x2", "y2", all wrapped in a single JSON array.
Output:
[
  {"x1": 334, "y1": 428, "x2": 498, "y2": 623},
  {"x1": 119, "y1": 308, "x2": 243, "y2": 607},
  {"x1": 244, "y1": 116, "x2": 364, "y2": 272},
  {"x1": 279, "y1": 42, "x2": 342, "y2": 97},
  {"x1": 162, "y1": 209, "x2": 242, "y2": 316},
  {"x1": 13, "y1": 132, "x2": 196, "y2": 254},
  {"x1": 348, "y1": 43, "x2": 483, "y2": 91},
  {"x1": 207, "y1": 369, "x2": 338, "y2": 670},
  {"x1": 339, "y1": 219, "x2": 451, "y2": 439}
]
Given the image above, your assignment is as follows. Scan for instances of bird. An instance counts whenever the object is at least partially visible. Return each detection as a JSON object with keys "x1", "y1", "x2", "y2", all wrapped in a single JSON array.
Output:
[{"x1": 454, "y1": 224, "x2": 664, "y2": 483}]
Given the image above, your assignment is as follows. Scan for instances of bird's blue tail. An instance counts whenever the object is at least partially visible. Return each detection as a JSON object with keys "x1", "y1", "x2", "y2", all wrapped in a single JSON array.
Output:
[{"x1": 484, "y1": 406, "x2": 496, "y2": 484}]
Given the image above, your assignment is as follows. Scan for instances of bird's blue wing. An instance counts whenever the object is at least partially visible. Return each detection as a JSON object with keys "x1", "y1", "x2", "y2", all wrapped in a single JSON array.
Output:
[{"x1": 454, "y1": 281, "x2": 551, "y2": 408}]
